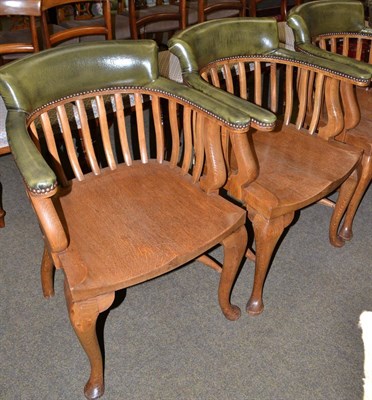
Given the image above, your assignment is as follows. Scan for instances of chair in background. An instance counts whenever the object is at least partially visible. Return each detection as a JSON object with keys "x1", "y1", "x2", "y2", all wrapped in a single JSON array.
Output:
[
  {"x1": 169, "y1": 18, "x2": 370, "y2": 315},
  {"x1": 117, "y1": 0, "x2": 190, "y2": 46},
  {"x1": 0, "y1": 0, "x2": 41, "y2": 64},
  {"x1": 195, "y1": 0, "x2": 246, "y2": 23},
  {"x1": 249, "y1": 0, "x2": 301, "y2": 20},
  {"x1": 41, "y1": 0, "x2": 114, "y2": 48},
  {"x1": 0, "y1": 40, "x2": 249, "y2": 399},
  {"x1": 287, "y1": 0, "x2": 372, "y2": 240}
]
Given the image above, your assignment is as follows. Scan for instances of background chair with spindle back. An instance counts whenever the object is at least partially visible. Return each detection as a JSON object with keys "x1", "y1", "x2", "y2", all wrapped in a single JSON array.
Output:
[
  {"x1": 169, "y1": 17, "x2": 371, "y2": 315},
  {"x1": 0, "y1": 0, "x2": 41, "y2": 64},
  {"x1": 117, "y1": 0, "x2": 190, "y2": 47},
  {"x1": 287, "y1": 0, "x2": 372, "y2": 240},
  {"x1": 41, "y1": 0, "x2": 114, "y2": 48},
  {"x1": 0, "y1": 40, "x2": 250, "y2": 399}
]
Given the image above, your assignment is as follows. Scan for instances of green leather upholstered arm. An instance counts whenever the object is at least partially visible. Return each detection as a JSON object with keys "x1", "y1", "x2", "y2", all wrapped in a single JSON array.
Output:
[
  {"x1": 169, "y1": 18, "x2": 371, "y2": 122},
  {"x1": 287, "y1": 0, "x2": 372, "y2": 74},
  {"x1": 0, "y1": 40, "x2": 253, "y2": 193}
]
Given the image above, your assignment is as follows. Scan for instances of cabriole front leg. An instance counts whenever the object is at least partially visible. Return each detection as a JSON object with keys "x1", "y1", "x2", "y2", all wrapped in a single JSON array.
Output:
[
  {"x1": 246, "y1": 212, "x2": 294, "y2": 316},
  {"x1": 64, "y1": 281, "x2": 115, "y2": 400},
  {"x1": 219, "y1": 224, "x2": 248, "y2": 321},
  {"x1": 339, "y1": 154, "x2": 372, "y2": 241},
  {"x1": 329, "y1": 169, "x2": 360, "y2": 247}
]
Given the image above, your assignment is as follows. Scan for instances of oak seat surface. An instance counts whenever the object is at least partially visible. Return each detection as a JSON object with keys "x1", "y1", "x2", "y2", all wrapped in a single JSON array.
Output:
[
  {"x1": 60, "y1": 162, "x2": 245, "y2": 301},
  {"x1": 249, "y1": 125, "x2": 362, "y2": 218}
]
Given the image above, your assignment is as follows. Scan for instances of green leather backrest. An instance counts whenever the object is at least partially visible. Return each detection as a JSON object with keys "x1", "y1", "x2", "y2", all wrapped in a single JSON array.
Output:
[
  {"x1": 0, "y1": 40, "x2": 159, "y2": 113},
  {"x1": 168, "y1": 17, "x2": 279, "y2": 72},
  {"x1": 287, "y1": 0, "x2": 366, "y2": 44}
]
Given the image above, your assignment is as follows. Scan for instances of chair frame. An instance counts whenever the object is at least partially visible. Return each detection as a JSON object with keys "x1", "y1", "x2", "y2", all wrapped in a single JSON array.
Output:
[
  {"x1": 0, "y1": 40, "x2": 251, "y2": 399},
  {"x1": 169, "y1": 17, "x2": 371, "y2": 315}
]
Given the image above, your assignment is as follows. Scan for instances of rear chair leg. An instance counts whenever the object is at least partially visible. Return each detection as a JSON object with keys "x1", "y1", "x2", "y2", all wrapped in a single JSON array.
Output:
[
  {"x1": 64, "y1": 281, "x2": 115, "y2": 400},
  {"x1": 329, "y1": 169, "x2": 359, "y2": 247},
  {"x1": 339, "y1": 154, "x2": 372, "y2": 241},
  {"x1": 246, "y1": 212, "x2": 294, "y2": 316},
  {"x1": 219, "y1": 224, "x2": 248, "y2": 321}
]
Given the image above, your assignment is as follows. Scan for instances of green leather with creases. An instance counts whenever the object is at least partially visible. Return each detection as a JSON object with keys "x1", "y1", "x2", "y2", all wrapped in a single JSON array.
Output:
[
  {"x1": 0, "y1": 40, "x2": 254, "y2": 192},
  {"x1": 287, "y1": 0, "x2": 372, "y2": 75}
]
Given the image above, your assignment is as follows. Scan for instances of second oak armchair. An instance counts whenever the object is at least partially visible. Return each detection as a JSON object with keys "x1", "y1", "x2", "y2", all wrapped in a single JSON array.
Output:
[{"x1": 169, "y1": 17, "x2": 371, "y2": 315}]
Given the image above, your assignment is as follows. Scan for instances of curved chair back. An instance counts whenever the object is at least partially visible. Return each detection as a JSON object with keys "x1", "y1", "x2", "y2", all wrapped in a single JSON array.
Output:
[
  {"x1": 169, "y1": 17, "x2": 370, "y2": 316},
  {"x1": 287, "y1": 0, "x2": 372, "y2": 66}
]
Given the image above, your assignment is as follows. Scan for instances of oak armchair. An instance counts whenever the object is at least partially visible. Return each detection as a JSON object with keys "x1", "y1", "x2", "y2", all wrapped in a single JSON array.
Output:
[
  {"x1": 169, "y1": 18, "x2": 370, "y2": 315},
  {"x1": 0, "y1": 40, "x2": 250, "y2": 399},
  {"x1": 287, "y1": 0, "x2": 372, "y2": 240}
]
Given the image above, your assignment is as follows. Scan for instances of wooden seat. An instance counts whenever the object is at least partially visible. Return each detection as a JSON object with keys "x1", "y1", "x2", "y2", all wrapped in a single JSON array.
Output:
[
  {"x1": 288, "y1": 0, "x2": 372, "y2": 240},
  {"x1": 41, "y1": 0, "x2": 113, "y2": 48},
  {"x1": 169, "y1": 18, "x2": 370, "y2": 315},
  {"x1": 0, "y1": 40, "x2": 249, "y2": 399}
]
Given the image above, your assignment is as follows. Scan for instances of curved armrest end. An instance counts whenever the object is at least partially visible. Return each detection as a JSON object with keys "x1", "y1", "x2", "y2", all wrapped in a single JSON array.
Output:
[{"x1": 6, "y1": 110, "x2": 57, "y2": 195}]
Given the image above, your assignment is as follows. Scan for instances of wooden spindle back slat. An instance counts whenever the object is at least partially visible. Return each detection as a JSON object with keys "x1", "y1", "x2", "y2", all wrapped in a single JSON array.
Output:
[
  {"x1": 57, "y1": 104, "x2": 84, "y2": 181},
  {"x1": 254, "y1": 62, "x2": 262, "y2": 106},
  {"x1": 96, "y1": 96, "x2": 116, "y2": 170},
  {"x1": 76, "y1": 99, "x2": 101, "y2": 175},
  {"x1": 238, "y1": 62, "x2": 247, "y2": 100},
  {"x1": 181, "y1": 107, "x2": 193, "y2": 175},
  {"x1": 210, "y1": 67, "x2": 221, "y2": 88},
  {"x1": 169, "y1": 101, "x2": 180, "y2": 168},
  {"x1": 150, "y1": 95, "x2": 165, "y2": 164},
  {"x1": 134, "y1": 93, "x2": 148, "y2": 164},
  {"x1": 296, "y1": 69, "x2": 309, "y2": 130},
  {"x1": 40, "y1": 112, "x2": 69, "y2": 187},
  {"x1": 343, "y1": 37, "x2": 350, "y2": 56},
  {"x1": 114, "y1": 94, "x2": 132, "y2": 166},
  {"x1": 192, "y1": 114, "x2": 204, "y2": 183},
  {"x1": 223, "y1": 65, "x2": 234, "y2": 94},
  {"x1": 284, "y1": 65, "x2": 294, "y2": 126},
  {"x1": 308, "y1": 73, "x2": 325, "y2": 135}
]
